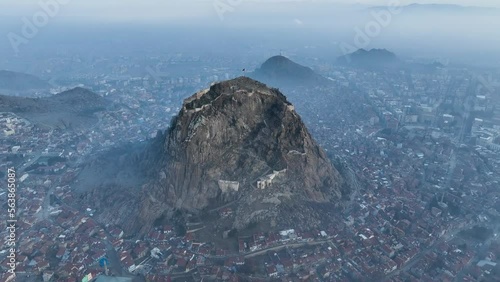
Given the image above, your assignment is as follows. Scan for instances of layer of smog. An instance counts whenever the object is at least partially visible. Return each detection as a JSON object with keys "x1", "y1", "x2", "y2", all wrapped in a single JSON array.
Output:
[{"x1": 1, "y1": 1, "x2": 500, "y2": 281}]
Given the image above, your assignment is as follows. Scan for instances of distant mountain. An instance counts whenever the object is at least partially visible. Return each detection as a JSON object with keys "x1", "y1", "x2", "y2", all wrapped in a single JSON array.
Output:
[
  {"x1": 250, "y1": 55, "x2": 331, "y2": 88},
  {"x1": 0, "y1": 70, "x2": 51, "y2": 95},
  {"x1": 370, "y1": 3, "x2": 497, "y2": 13},
  {"x1": 404, "y1": 3, "x2": 469, "y2": 9},
  {"x1": 338, "y1": 48, "x2": 451, "y2": 73},
  {"x1": 337, "y1": 48, "x2": 401, "y2": 69},
  {"x1": 0, "y1": 87, "x2": 110, "y2": 129},
  {"x1": 431, "y1": 61, "x2": 445, "y2": 68}
]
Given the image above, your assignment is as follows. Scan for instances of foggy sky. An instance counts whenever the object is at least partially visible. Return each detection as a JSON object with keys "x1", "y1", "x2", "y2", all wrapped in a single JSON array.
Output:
[
  {"x1": 1, "y1": 0, "x2": 499, "y2": 23},
  {"x1": 1, "y1": 0, "x2": 500, "y2": 68}
]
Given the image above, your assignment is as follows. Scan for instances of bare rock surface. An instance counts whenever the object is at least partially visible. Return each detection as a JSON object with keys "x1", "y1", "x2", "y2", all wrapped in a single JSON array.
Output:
[
  {"x1": 79, "y1": 77, "x2": 350, "y2": 236},
  {"x1": 131, "y1": 77, "x2": 348, "y2": 234}
]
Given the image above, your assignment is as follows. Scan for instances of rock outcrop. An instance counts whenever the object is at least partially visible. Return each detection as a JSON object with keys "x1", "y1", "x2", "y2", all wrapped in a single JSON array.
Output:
[{"x1": 125, "y1": 77, "x2": 348, "y2": 235}]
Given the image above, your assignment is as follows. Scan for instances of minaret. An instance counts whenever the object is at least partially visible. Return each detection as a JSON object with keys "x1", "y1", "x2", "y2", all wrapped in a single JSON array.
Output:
[{"x1": 438, "y1": 192, "x2": 448, "y2": 209}]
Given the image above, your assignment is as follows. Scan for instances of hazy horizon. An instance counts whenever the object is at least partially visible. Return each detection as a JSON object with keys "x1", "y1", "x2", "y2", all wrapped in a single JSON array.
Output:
[
  {"x1": 2, "y1": 2, "x2": 500, "y2": 282},
  {"x1": 1, "y1": 0, "x2": 499, "y2": 23},
  {"x1": 1, "y1": 0, "x2": 500, "y2": 69}
]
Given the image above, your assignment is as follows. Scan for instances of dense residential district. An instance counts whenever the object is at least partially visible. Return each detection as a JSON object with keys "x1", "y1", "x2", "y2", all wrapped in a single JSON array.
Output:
[{"x1": 2, "y1": 55, "x2": 500, "y2": 281}]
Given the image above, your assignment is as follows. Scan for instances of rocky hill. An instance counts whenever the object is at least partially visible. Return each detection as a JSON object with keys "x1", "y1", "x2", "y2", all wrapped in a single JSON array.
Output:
[
  {"x1": 337, "y1": 48, "x2": 401, "y2": 69},
  {"x1": 0, "y1": 87, "x2": 110, "y2": 129},
  {"x1": 0, "y1": 70, "x2": 51, "y2": 95},
  {"x1": 80, "y1": 77, "x2": 350, "y2": 237},
  {"x1": 250, "y1": 55, "x2": 331, "y2": 88}
]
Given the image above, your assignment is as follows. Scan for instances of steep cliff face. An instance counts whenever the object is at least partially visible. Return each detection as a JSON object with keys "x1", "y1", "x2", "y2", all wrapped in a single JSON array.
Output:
[{"x1": 125, "y1": 77, "x2": 347, "y2": 235}]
